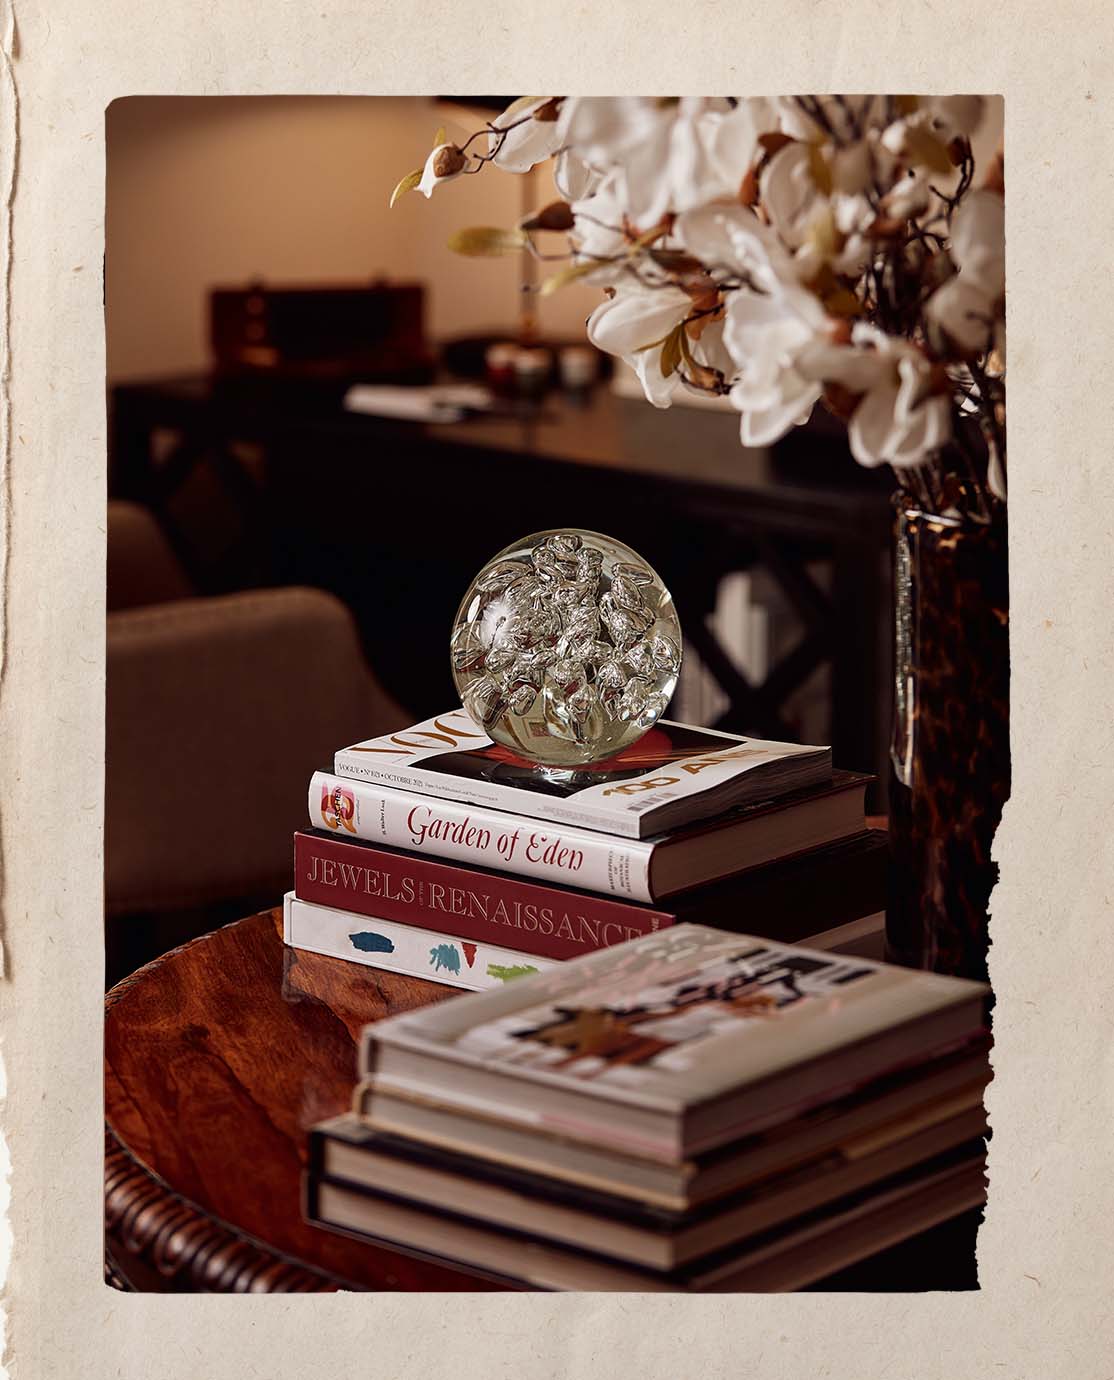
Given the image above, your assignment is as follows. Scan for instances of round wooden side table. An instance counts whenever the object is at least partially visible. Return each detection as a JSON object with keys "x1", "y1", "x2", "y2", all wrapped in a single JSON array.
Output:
[{"x1": 104, "y1": 907, "x2": 500, "y2": 1292}]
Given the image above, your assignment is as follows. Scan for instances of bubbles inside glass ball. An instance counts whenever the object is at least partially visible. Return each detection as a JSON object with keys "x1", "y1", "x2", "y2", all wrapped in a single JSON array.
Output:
[{"x1": 451, "y1": 529, "x2": 683, "y2": 767}]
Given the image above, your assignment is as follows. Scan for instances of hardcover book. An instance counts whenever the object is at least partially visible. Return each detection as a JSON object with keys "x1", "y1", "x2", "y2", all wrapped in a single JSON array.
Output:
[
  {"x1": 307, "y1": 768, "x2": 866, "y2": 903},
  {"x1": 310, "y1": 1099, "x2": 986, "y2": 1271},
  {"x1": 305, "y1": 1143, "x2": 987, "y2": 1292},
  {"x1": 359, "y1": 924, "x2": 989, "y2": 1160},
  {"x1": 282, "y1": 892, "x2": 556, "y2": 991},
  {"x1": 332, "y1": 708, "x2": 831, "y2": 840},
  {"x1": 293, "y1": 824, "x2": 886, "y2": 962},
  {"x1": 353, "y1": 1037, "x2": 990, "y2": 1211}
]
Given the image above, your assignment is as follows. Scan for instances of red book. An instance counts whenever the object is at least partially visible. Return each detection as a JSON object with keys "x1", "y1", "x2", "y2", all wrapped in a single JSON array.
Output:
[{"x1": 293, "y1": 827, "x2": 886, "y2": 965}]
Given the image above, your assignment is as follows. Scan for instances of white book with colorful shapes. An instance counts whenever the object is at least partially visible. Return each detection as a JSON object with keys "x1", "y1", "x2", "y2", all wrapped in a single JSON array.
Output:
[{"x1": 282, "y1": 893, "x2": 557, "y2": 992}]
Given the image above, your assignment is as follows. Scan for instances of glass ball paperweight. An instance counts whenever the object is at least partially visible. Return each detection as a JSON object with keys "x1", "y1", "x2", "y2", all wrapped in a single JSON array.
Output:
[{"x1": 451, "y1": 529, "x2": 683, "y2": 767}]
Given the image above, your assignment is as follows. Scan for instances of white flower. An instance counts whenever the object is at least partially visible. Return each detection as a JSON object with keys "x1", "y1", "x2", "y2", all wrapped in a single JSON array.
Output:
[
  {"x1": 725, "y1": 285, "x2": 833, "y2": 443},
  {"x1": 926, "y1": 189, "x2": 1004, "y2": 353},
  {"x1": 569, "y1": 171, "x2": 628, "y2": 267},
  {"x1": 558, "y1": 97, "x2": 749, "y2": 229},
  {"x1": 679, "y1": 206, "x2": 833, "y2": 442},
  {"x1": 554, "y1": 148, "x2": 602, "y2": 202},
  {"x1": 843, "y1": 326, "x2": 952, "y2": 468},
  {"x1": 586, "y1": 284, "x2": 733, "y2": 409},
  {"x1": 676, "y1": 200, "x2": 787, "y2": 286},
  {"x1": 881, "y1": 97, "x2": 984, "y2": 163},
  {"x1": 489, "y1": 99, "x2": 564, "y2": 173},
  {"x1": 760, "y1": 142, "x2": 820, "y2": 249},
  {"x1": 949, "y1": 188, "x2": 1005, "y2": 298},
  {"x1": 417, "y1": 143, "x2": 474, "y2": 198},
  {"x1": 587, "y1": 285, "x2": 692, "y2": 407}
]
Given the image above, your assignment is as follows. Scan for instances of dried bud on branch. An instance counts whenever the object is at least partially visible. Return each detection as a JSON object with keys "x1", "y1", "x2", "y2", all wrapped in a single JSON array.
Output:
[
  {"x1": 521, "y1": 201, "x2": 576, "y2": 232},
  {"x1": 433, "y1": 144, "x2": 467, "y2": 178}
]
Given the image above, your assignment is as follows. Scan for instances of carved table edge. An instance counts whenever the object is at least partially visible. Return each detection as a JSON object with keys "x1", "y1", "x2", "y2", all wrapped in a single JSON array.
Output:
[
  {"x1": 104, "y1": 908, "x2": 280, "y2": 1012},
  {"x1": 104, "y1": 1123, "x2": 344, "y2": 1293}
]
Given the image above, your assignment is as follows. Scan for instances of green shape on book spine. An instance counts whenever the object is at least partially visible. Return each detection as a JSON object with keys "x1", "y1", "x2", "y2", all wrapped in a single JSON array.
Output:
[{"x1": 487, "y1": 963, "x2": 539, "y2": 983}]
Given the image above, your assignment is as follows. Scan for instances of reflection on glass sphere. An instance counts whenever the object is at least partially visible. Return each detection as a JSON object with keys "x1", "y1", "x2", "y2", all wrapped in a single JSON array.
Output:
[{"x1": 451, "y1": 529, "x2": 683, "y2": 767}]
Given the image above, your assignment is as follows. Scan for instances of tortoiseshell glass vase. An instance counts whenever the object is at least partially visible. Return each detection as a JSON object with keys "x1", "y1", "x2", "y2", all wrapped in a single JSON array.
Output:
[{"x1": 886, "y1": 498, "x2": 1009, "y2": 983}]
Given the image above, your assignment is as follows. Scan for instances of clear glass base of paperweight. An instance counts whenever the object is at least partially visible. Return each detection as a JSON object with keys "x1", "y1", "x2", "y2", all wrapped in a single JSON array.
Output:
[{"x1": 450, "y1": 529, "x2": 683, "y2": 768}]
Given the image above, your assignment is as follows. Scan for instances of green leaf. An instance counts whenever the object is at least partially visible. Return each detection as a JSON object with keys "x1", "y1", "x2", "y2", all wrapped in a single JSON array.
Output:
[
  {"x1": 447, "y1": 226, "x2": 530, "y2": 257},
  {"x1": 628, "y1": 223, "x2": 669, "y2": 253},
  {"x1": 433, "y1": 126, "x2": 447, "y2": 147},
  {"x1": 632, "y1": 329, "x2": 673, "y2": 353},
  {"x1": 538, "y1": 260, "x2": 601, "y2": 296},
  {"x1": 660, "y1": 324, "x2": 684, "y2": 378},
  {"x1": 389, "y1": 168, "x2": 423, "y2": 209}
]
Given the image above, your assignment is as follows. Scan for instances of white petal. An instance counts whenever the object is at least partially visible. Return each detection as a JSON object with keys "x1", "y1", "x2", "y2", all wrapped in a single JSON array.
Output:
[
  {"x1": 705, "y1": 100, "x2": 768, "y2": 186},
  {"x1": 617, "y1": 126, "x2": 676, "y2": 227},
  {"x1": 734, "y1": 375, "x2": 821, "y2": 445},
  {"x1": 926, "y1": 277, "x2": 995, "y2": 353},
  {"x1": 888, "y1": 395, "x2": 951, "y2": 468},
  {"x1": 950, "y1": 189, "x2": 1004, "y2": 298},
  {"x1": 987, "y1": 445, "x2": 1006, "y2": 500},
  {"x1": 676, "y1": 203, "x2": 779, "y2": 279},
  {"x1": 848, "y1": 381, "x2": 900, "y2": 467},
  {"x1": 632, "y1": 347, "x2": 680, "y2": 408},
  {"x1": 491, "y1": 103, "x2": 564, "y2": 173},
  {"x1": 691, "y1": 318, "x2": 737, "y2": 381},
  {"x1": 555, "y1": 149, "x2": 602, "y2": 202},
  {"x1": 558, "y1": 97, "x2": 662, "y2": 164},
  {"x1": 796, "y1": 340, "x2": 889, "y2": 392},
  {"x1": 760, "y1": 143, "x2": 817, "y2": 247},
  {"x1": 585, "y1": 287, "x2": 690, "y2": 358}
]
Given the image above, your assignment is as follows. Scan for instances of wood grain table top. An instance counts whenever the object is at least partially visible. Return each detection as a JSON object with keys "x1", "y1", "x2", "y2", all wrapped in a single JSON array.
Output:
[{"x1": 104, "y1": 906, "x2": 501, "y2": 1291}]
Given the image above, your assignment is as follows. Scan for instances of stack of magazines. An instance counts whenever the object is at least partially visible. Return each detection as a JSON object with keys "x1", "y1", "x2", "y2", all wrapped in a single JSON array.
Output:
[
  {"x1": 305, "y1": 925, "x2": 991, "y2": 1291},
  {"x1": 283, "y1": 707, "x2": 888, "y2": 987}
]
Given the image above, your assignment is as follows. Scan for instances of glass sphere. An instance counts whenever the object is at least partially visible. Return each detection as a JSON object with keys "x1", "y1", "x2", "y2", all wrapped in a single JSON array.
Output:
[{"x1": 451, "y1": 529, "x2": 683, "y2": 768}]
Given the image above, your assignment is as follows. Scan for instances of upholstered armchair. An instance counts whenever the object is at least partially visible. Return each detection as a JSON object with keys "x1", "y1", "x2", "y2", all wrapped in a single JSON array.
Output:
[{"x1": 105, "y1": 500, "x2": 406, "y2": 979}]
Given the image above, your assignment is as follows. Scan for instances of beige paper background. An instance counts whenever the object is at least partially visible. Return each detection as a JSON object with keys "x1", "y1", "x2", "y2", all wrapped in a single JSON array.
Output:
[{"x1": 2, "y1": 1, "x2": 1113, "y2": 1376}]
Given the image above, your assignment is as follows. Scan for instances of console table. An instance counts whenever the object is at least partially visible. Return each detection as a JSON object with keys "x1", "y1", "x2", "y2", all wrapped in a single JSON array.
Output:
[
  {"x1": 104, "y1": 907, "x2": 980, "y2": 1293},
  {"x1": 110, "y1": 378, "x2": 895, "y2": 804}
]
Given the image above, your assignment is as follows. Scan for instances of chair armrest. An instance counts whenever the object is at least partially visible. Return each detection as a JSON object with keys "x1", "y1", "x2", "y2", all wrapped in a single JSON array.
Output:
[
  {"x1": 107, "y1": 500, "x2": 195, "y2": 611},
  {"x1": 106, "y1": 586, "x2": 406, "y2": 915}
]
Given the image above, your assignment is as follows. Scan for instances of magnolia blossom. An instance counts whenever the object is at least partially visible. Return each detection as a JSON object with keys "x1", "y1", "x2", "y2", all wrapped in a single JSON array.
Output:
[
  {"x1": 843, "y1": 326, "x2": 952, "y2": 469},
  {"x1": 558, "y1": 97, "x2": 765, "y2": 229},
  {"x1": 926, "y1": 189, "x2": 1005, "y2": 353},
  {"x1": 586, "y1": 284, "x2": 733, "y2": 409},
  {"x1": 402, "y1": 93, "x2": 1005, "y2": 503},
  {"x1": 488, "y1": 99, "x2": 564, "y2": 173}
]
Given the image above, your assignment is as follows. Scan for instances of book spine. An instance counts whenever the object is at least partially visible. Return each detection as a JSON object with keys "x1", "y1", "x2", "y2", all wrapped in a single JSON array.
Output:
[
  {"x1": 308, "y1": 771, "x2": 657, "y2": 902},
  {"x1": 283, "y1": 893, "x2": 558, "y2": 992},
  {"x1": 294, "y1": 831, "x2": 674, "y2": 962}
]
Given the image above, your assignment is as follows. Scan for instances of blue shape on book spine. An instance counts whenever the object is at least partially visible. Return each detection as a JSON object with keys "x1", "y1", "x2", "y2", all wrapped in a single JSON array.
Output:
[{"x1": 349, "y1": 931, "x2": 395, "y2": 954}]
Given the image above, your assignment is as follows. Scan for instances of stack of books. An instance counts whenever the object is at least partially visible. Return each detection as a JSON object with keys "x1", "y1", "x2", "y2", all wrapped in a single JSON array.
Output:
[
  {"x1": 305, "y1": 925, "x2": 990, "y2": 1290},
  {"x1": 284, "y1": 708, "x2": 887, "y2": 986}
]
